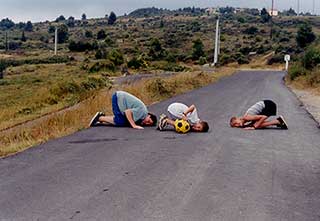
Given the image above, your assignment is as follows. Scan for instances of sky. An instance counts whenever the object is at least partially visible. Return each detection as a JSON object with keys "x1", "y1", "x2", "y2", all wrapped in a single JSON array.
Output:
[{"x1": 0, "y1": 0, "x2": 318, "y2": 23}]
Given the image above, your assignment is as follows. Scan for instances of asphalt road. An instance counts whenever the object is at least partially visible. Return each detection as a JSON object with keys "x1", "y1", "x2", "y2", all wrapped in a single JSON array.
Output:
[{"x1": 1, "y1": 71, "x2": 320, "y2": 221}]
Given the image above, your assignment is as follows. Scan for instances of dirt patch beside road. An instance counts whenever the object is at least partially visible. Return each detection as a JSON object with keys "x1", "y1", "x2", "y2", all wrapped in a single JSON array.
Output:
[{"x1": 289, "y1": 87, "x2": 320, "y2": 127}]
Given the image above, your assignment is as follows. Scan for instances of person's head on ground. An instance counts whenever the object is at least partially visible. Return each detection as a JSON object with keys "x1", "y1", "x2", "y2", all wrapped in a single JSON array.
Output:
[
  {"x1": 191, "y1": 121, "x2": 209, "y2": 132},
  {"x1": 230, "y1": 116, "x2": 243, "y2": 128},
  {"x1": 141, "y1": 113, "x2": 157, "y2": 126}
]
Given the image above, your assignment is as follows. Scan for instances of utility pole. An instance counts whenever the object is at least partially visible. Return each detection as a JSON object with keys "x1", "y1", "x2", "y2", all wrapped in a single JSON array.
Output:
[
  {"x1": 297, "y1": 0, "x2": 300, "y2": 16},
  {"x1": 213, "y1": 17, "x2": 220, "y2": 66},
  {"x1": 54, "y1": 27, "x2": 58, "y2": 55},
  {"x1": 270, "y1": 0, "x2": 274, "y2": 39},
  {"x1": 5, "y1": 31, "x2": 8, "y2": 52},
  {"x1": 313, "y1": 0, "x2": 315, "y2": 15}
]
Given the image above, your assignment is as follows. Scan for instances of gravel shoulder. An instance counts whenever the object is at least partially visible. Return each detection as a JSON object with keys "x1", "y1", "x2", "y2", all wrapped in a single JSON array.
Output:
[{"x1": 289, "y1": 87, "x2": 320, "y2": 127}]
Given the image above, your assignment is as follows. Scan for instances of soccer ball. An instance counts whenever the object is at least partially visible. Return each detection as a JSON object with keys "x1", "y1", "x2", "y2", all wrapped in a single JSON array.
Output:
[{"x1": 174, "y1": 119, "x2": 191, "y2": 134}]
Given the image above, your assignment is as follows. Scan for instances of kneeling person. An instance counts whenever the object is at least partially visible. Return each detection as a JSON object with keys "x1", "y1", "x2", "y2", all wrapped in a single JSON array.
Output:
[
  {"x1": 158, "y1": 103, "x2": 209, "y2": 132},
  {"x1": 230, "y1": 100, "x2": 288, "y2": 130},
  {"x1": 89, "y1": 91, "x2": 157, "y2": 129}
]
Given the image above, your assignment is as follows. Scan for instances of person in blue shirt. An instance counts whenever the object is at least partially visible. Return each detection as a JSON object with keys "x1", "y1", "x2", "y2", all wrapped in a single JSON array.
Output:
[{"x1": 89, "y1": 91, "x2": 157, "y2": 129}]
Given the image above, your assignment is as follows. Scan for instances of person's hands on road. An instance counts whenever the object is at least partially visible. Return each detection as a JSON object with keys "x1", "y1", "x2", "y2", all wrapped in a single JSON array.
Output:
[
  {"x1": 133, "y1": 125, "x2": 144, "y2": 130},
  {"x1": 244, "y1": 127, "x2": 255, "y2": 130}
]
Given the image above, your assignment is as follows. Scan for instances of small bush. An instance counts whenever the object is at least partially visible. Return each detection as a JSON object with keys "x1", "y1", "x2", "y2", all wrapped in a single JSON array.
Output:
[
  {"x1": 267, "y1": 54, "x2": 284, "y2": 65},
  {"x1": 289, "y1": 63, "x2": 306, "y2": 80},
  {"x1": 162, "y1": 63, "x2": 186, "y2": 72},
  {"x1": 307, "y1": 70, "x2": 320, "y2": 86},
  {"x1": 89, "y1": 61, "x2": 116, "y2": 73},
  {"x1": 50, "y1": 81, "x2": 82, "y2": 97},
  {"x1": 95, "y1": 49, "x2": 107, "y2": 59},
  {"x1": 127, "y1": 57, "x2": 144, "y2": 69},
  {"x1": 198, "y1": 56, "x2": 207, "y2": 65},
  {"x1": 108, "y1": 49, "x2": 124, "y2": 66},
  {"x1": 69, "y1": 40, "x2": 96, "y2": 52},
  {"x1": 81, "y1": 77, "x2": 111, "y2": 90},
  {"x1": 243, "y1": 26, "x2": 258, "y2": 35},
  {"x1": 302, "y1": 47, "x2": 320, "y2": 70},
  {"x1": 146, "y1": 78, "x2": 173, "y2": 98},
  {"x1": 234, "y1": 53, "x2": 250, "y2": 64},
  {"x1": 220, "y1": 54, "x2": 235, "y2": 65}
]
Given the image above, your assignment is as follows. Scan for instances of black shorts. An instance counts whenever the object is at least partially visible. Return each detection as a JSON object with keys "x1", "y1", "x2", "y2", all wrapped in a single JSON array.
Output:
[{"x1": 261, "y1": 100, "x2": 277, "y2": 117}]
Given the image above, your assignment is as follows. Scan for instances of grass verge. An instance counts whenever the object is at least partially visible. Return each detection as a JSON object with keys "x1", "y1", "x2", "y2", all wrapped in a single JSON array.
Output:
[{"x1": 0, "y1": 68, "x2": 235, "y2": 157}]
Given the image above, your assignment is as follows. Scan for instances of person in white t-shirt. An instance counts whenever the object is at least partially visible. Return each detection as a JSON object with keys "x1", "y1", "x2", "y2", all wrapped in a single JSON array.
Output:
[
  {"x1": 229, "y1": 100, "x2": 288, "y2": 130},
  {"x1": 157, "y1": 103, "x2": 209, "y2": 132}
]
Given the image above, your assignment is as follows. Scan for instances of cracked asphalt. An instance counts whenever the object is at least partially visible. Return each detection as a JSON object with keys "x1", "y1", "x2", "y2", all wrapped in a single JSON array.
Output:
[{"x1": 1, "y1": 70, "x2": 320, "y2": 221}]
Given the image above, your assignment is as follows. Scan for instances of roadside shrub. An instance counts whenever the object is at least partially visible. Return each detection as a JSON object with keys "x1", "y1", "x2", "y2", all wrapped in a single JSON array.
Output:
[
  {"x1": 302, "y1": 47, "x2": 320, "y2": 70},
  {"x1": 89, "y1": 61, "x2": 116, "y2": 73},
  {"x1": 235, "y1": 53, "x2": 250, "y2": 64},
  {"x1": 162, "y1": 63, "x2": 186, "y2": 72},
  {"x1": 108, "y1": 49, "x2": 124, "y2": 66},
  {"x1": 198, "y1": 56, "x2": 207, "y2": 65},
  {"x1": 306, "y1": 69, "x2": 320, "y2": 86},
  {"x1": 127, "y1": 57, "x2": 145, "y2": 69},
  {"x1": 68, "y1": 40, "x2": 96, "y2": 52},
  {"x1": 146, "y1": 78, "x2": 173, "y2": 98},
  {"x1": 220, "y1": 54, "x2": 235, "y2": 65},
  {"x1": 192, "y1": 39, "x2": 205, "y2": 60},
  {"x1": 97, "y1": 29, "x2": 107, "y2": 40},
  {"x1": 296, "y1": 23, "x2": 316, "y2": 48},
  {"x1": 267, "y1": 54, "x2": 284, "y2": 65},
  {"x1": 81, "y1": 77, "x2": 111, "y2": 90},
  {"x1": 50, "y1": 81, "x2": 82, "y2": 98},
  {"x1": 289, "y1": 63, "x2": 306, "y2": 80},
  {"x1": 243, "y1": 26, "x2": 258, "y2": 35},
  {"x1": 95, "y1": 49, "x2": 107, "y2": 59}
]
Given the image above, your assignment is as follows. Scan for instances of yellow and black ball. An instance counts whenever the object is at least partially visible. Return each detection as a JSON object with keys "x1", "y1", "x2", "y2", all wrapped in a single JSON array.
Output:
[{"x1": 174, "y1": 119, "x2": 191, "y2": 134}]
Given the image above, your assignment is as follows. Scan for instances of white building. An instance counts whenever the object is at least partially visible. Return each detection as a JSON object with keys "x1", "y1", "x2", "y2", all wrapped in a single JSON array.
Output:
[{"x1": 268, "y1": 9, "x2": 279, "y2": 16}]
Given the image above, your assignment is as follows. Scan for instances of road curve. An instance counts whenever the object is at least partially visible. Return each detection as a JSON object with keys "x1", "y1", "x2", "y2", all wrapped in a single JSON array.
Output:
[{"x1": 1, "y1": 71, "x2": 320, "y2": 221}]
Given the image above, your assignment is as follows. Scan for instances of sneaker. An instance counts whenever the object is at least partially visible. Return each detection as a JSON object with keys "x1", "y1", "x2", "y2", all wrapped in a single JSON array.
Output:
[
  {"x1": 89, "y1": 112, "x2": 105, "y2": 127},
  {"x1": 277, "y1": 116, "x2": 288, "y2": 130},
  {"x1": 157, "y1": 114, "x2": 168, "y2": 131}
]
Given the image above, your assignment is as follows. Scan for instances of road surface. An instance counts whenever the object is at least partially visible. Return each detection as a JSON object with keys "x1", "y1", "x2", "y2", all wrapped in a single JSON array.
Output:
[{"x1": 1, "y1": 71, "x2": 320, "y2": 221}]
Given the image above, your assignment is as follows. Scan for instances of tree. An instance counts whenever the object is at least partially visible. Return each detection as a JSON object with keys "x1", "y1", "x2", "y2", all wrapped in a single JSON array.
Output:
[
  {"x1": 108, "y1": 49, "x2": 124, "y2": 66},
  {"x1": 21, "y1": 31, "x2": 27, "y2": 42},
  {"x1": 17, "y1": 22, "x2": 26, "y2": 29},
  {"x1": 260, "y1": 8, "x2": 271, "y2": 23},
  {"x1": 296, "y1": 23, "x2": 316, "y2": 48},
  {"x1": 0, "y1": 18, "x2": 15, "y2": 30},
  {"x1": 48, "y1": 25, "x2": 55, "y2": 33},
  {"x1": 0, "y1": 60, "x2": 6, "y2": 79},
  {"x1": 85, "y1": 30, "x2": 93, "y2": 38},
  {"x1": 81, "y1": 13, "x2": 87, "y2": 20},
  {"x1": 148, "y1": 38, "x2": 165, "y2": 60},
  {"x1": 97, "y1": 29, "x2": 106, "y2": 40},
  {"x1": 282, "y1": 8, "x2": 297, "y2": 16},
  {"x1": 57, "y1": 24, "x2": 69, "y2": 43},
  {"x1": 24, "y1": 21, "x2": 33, "y2": 32},
  {"x1": 108, "y1": 11, "x2": 117, "y2": 25},
  {"x1": 67, "y1": 16, "x2": 75, "y2": 27},
  {"x1": 244, "y1": 26, "x2": 258, "y2": 35},
  {"x1": 192, "y1": 39, "x2": 205, "y2": 60},
  {"x1": 55, "y1": 15, "x2": 66, "y2": 22},
  {"x1": 95, "y1": 49, "x2": 107, "y2": 59}
]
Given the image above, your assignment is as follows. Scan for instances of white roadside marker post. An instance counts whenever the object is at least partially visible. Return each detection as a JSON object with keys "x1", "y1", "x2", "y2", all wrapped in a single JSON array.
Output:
[
  {"x1": 213, "y1": 17, "x2": 220, "y2": 66},
  {"x1": 284, "y1": 54, "x2": 290, "y2": 71},
  {"x1": 54, "y1": 27, "x2": 58, "y2": 55}
]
